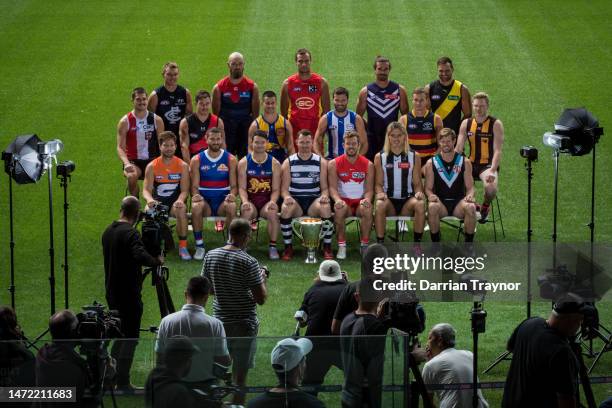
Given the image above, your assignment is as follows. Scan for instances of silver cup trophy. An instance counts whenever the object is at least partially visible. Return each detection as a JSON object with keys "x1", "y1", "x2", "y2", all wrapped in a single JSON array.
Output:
[{"x1": 291, "y1": 217, "x2": 333, "y2": 263}]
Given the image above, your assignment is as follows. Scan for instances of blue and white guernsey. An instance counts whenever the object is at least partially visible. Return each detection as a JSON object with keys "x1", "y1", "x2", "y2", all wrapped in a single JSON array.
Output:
[
  {"x1": 288, "y1": 153, "x2": 322, "y2": 198},
  {"x1": 325, "y1": 110, "x2": 357, "y2": 159}
]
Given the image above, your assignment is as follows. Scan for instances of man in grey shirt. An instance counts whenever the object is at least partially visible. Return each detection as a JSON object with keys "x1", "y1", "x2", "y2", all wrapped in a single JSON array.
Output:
[
  {"x1": 155, "y1": 276, "x2": 230, "y2": 384},
  {"x1": 416, "y1": 323, "x2": 488, "y2": 408}
]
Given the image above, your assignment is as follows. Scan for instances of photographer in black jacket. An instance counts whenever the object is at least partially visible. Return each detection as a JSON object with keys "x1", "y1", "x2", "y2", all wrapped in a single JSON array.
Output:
[{"x1": 102, "y1": 195, "x2": 163, "y2": 391}]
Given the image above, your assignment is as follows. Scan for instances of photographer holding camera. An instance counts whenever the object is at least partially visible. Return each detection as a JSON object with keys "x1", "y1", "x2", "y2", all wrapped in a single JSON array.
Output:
[
  {"x1": 35, "y1": 310, "x2": 96, "y2": 407},
  {"x1": 102, "y1": 196, "x2": 163, "y2": 391},
  {"x1": 201, "y1": 218, "x2": 268, "y2": 406},
  {"x1": 143, "y1": 130, "x2": 193, "y2": 261}
]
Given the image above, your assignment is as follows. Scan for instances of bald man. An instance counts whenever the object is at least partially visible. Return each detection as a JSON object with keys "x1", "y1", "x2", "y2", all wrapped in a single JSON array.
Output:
[
  {"x1": 212, "y1": 52, "x2": 260, "y2": 158},
  {"x1": 102, "y1": 196, "x2": 163, "y2": 390}
]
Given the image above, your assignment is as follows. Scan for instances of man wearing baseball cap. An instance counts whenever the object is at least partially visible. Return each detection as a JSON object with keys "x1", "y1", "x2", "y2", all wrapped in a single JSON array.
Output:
[
  {"x1": 297, "y1": 260, "x2": 348, "y2": 395},
  {"x1": 502, "y1": 299, "x2": 591, "y2": 408},
  {"x1": 247, "y1": 337, "x2": 325, "y2": 407}
]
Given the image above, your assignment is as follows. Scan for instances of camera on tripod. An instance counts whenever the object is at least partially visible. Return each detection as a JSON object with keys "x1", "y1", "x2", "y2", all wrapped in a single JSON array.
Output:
[
  {"x1": 57, "y1": 160, "x2": 75, "y2": 177},
  {"x1": 141, "y1": 202, "x2": 173, "y2": 256},
  {"x1": 76, "y1": 301, "x2": 122, "y2": 341},
  {"x1": 380, "y1": 294, "x2": 425, "y2": 336},
  {"x1": 520, "y1": 145, "x2": 538, "y2": 161}
]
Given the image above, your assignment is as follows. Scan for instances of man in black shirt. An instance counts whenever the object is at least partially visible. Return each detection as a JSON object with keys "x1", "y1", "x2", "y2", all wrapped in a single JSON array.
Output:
[
  {"x1": 340, "y1": 278, "x2": 390, "y2": 408},
  {"x1": 298, "y1": 260, "x2": 347, "y2": 394},
  {"x1": 247, "y1": 337, "x2": 325, "y2": 408},
  {"x1": 502, "y1": 301, "x2": 587, "y2": 408},
  {"x1": 148, "y1": 62, "x2": 193, "y2": 160},
  {"x1": 102, "y1": 196, "x2": 162, "y2": 390}
]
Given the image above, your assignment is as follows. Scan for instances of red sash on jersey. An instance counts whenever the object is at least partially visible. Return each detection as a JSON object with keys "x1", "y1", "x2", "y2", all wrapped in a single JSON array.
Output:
[{"x1": 335, "y1": 154, "x2": 369, "y2": 199}]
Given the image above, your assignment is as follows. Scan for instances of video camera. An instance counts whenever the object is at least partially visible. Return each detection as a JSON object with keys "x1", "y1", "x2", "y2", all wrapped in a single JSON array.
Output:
[
  {"x1": 140, "y1": 202, "x2": 173, "y2": 256},
  {"x1": 76, "y1": 301, "x2": 122, "y2": 341},
  {"x1": 380, "y1": 294, "x2": 425, "y2": 335}
]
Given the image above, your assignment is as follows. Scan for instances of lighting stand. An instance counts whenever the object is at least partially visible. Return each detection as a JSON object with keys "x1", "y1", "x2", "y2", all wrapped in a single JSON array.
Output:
[
  {"x1": 58, "y1": 171, "x2": 71, "y2": 309},
  {"x1": 41, "y1": 153, "x2": 57, "y2": 316},
  {"x1": 6, "y1": 158, "x2": 16, "y2": 309},
  {"x1": 470, "y1": 300, "x2": 486, "y2": 408}
]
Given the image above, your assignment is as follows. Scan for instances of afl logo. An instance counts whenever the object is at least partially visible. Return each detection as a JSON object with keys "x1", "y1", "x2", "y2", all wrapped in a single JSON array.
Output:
[{"x1": 295, "y1": 97, "x2": 315, "y2": 110}]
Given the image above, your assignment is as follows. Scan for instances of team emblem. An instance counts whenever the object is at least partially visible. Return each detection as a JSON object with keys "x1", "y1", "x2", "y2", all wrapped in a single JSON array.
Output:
[{"x1": 296, "y1": 97, "x2": 315, "y2": 110}]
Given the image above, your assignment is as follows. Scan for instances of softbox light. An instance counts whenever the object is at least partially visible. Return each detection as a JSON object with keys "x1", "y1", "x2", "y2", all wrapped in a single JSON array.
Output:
[
  {"x1": 3, "y1": 134, "x2": 44, "y2": 184},
  {"x1": 553, "y1": 108, "x2": 603, "y2": 156}
]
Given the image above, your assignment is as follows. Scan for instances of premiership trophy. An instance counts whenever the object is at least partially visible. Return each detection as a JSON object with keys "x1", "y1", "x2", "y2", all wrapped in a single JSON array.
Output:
[{"x1": 292, "y1": 217, "x2": 333, "y2": 264}]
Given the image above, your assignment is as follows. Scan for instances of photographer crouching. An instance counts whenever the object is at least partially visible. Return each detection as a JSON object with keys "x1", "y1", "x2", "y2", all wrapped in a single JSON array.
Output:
[{"x1": 102, "y1": 196, "x2": 163, "y2": 391}]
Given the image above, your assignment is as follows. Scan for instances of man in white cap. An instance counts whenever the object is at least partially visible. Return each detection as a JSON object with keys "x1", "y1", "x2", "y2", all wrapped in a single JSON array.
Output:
[
  {"x1": 297, "y1": 260, "x2": 348, "y2": 395},
  {"x1": 247, "y1": 337, "x2": 325, "y2": 407}
]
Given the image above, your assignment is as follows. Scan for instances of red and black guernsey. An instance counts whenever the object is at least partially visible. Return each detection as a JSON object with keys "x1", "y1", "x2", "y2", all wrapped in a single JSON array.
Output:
[
  {"x1": 407, "y1": 110, "x2": 437, "y2": 159},
  {"x1": 217, "y1": 76, "x2": 255, "y2": 122},
  {"x1": 186, "y1": 113, "x2": 219, "y2": 157}
]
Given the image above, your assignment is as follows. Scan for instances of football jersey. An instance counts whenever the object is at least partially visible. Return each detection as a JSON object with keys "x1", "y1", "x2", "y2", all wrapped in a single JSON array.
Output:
[
  {"x1": 254, "y1": 114, "x2": 288, "y2": 163},
  {"x1": 246, "y1": 153, "x2": 273, "y2": 208},
  {"x1": 198, "y1": 149, "x2": 231, "y2": 199},
  {"x1": 187, "y1": 113, "x2": 219, "y2": 156},
  {"x1": 151, "y1": 156, "x2": 184, "y2": 205},
  {"x1": 466, "y1": 116, "x2": 497, "y2": 166},
  {"x1": 325, "y1": 110, "x2": 357, "y2": 159},
  {"x1": 380, "y1": 150, "x2": 415, "y2": 199},
  {"x1": 154, "y1": 85, "x2": 188, "y2": 136},
  {"x1": 287, "y1": 73, "x2": 323, "y2": 121},
  {"x1": 217, "y1": 76, "x2": 255, "y2": 121},
  {"x1": 126, "y1": 111, "x2": 159, "y2": 160},
  {"x1": 407, "y1": 110, "x2": 437, "y2": 158},
  {"x1": 335, "y1": 154, "x2": 369, "y2": 199}
]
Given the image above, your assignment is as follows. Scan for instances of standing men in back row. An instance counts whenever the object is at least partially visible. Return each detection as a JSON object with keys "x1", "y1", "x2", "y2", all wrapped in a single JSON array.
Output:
[
  {"x1": 148, "y1": 62, "x2": 193, "y2": 160},
  {"x1": 281, "y1": 48, "x2": 330, "y2": 152},
  {"x1": 357, "y1": 56, "x2": 409, "y2": 161},
  {"x1": 425, "y1": 56, "x2": 471, "y2": 135},
  {"x1": 213, "y1": 52, "x2": 260, "y2": 159}
]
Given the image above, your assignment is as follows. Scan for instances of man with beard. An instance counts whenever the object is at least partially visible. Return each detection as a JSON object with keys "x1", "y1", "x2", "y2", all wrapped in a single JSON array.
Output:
[
  {"x1": 117, "y1": 87, "x2": 164, "y2": 197},
  {"x1": 148, "y1": 62, "x2": 192, "y2": 159},
  {"x1": 329, "y1": 131, "x2": 374, "y2": 259},
  {"x1": 281, "y1": 48, "x2": 330, "y2": 152},
  {"x1": 179, "y1": 90, "x2": 225, "y2": 161},
  {"x1": 374, "y1": 122, "x2": 426, "y2": 244},
  {"x1": 400, "y1": 87, "x2": 443, "y2": 170},
  {"x1": 279, "y1": 129, "x2": 333, "y2": 261},
  {"x1": 213, "y1": 52, "x2": 260, "y2": 158},
  {"x1": 143, "y1": 131, "x2": 192, "y2": 260},
  {"x1": 425, "y1": 56, "x2": 472, "y2": 135},
  {"x1": 356, "y1": 56, "x2": 409, "y2": 161},
  {"x1": 238, "y1": 131, "x2": 282, "y2": 259},
  {"x1": 314, "y1": 87, "x2": 367, "y2": 159},
  {"x1": 248, "y1": 90, "x2": 294, "y2": 164},
  {"x1": 424, "y1": 128, "x2": 476, "y2": 242},
  {"x1": 190, "y1": 128, "x2": 237, "y2": 258},
  {"x1": 455, "y1": 92, "x2": 505, "y2": 222}
]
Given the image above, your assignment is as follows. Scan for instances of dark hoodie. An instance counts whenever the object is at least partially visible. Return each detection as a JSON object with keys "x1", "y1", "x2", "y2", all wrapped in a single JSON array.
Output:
[
  {"x1": 145, "y1": 365, "x2": 196, "y2": 408},
  {"x1": 35, "y1": 342, "x2": 93, "y2": 407}
]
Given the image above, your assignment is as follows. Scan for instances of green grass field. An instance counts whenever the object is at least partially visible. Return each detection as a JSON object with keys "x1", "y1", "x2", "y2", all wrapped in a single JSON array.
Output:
[{"x1": 1, "y1": 1, "x2": 611, "y2": 406}]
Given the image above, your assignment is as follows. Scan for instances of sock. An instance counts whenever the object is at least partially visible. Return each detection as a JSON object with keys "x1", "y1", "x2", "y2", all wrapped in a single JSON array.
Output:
[
  {"x1": 178, "y1": 236, "x2": 187, "y2": 249},
  {"x1": 269, "y1": 240, "x2": 276, "y2": 248},
  {"x1": 481, "y1": 203, "x2": 490, "y2": 212},
  {"x1": 322, "y1": 217, "x2": 333, "y2": 245},
  {"x1": 338, "y1": 240, "x2": 346, "y2": 247},
  {"x1": 281, "y1": 217, "x2": 293, "y2": 245},
  {"x1": 377, "y1": 236, "x2": 385, "y2": 243},
  {"x1": 194, "y1": 231, "x2": 204, "y2": 247},
  {"x1": 431, "y1": 232, "x2": 441, "y2": 242},
  {"x1": 465, "y1": 233, "x2": 475, "y2": 242},
  {"x1": 360, "y1": 237, "x2": 369, "y2": 246},
  {"x1": 414, "y1": 232, "x2": 423, "y2": 242}
]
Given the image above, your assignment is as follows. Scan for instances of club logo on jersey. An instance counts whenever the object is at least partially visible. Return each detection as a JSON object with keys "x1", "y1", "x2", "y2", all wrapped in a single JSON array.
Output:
[
  {"x1": 156, "y1": 183, "x2": 179, "y2": 197},
  {"x1": 308, "y1": 85, "x2": 318, "y2": 93},
  {"x1": 295, "y1": 97, "x2": 315, "y2": 110},
  {"x1": 217, "y1": 164, "x2": 229, "y2": 172},
  {"x1": 165, "y1": 106, "x2": 182, "y2": 124},
  {"x1": 384, "y1": 93, "x2": 399, "y2": 100},
  {"x1": 351, "y1": 172, "x2": 366, "y2": 179}
]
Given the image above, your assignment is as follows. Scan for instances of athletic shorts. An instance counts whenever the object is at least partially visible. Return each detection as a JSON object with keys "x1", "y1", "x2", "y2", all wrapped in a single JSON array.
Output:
[
  {"x1": 250, "y1": 194, "x2": 271, "y2": 213},
  {"x1": 341, "y1": 197, "x2": 362, "y2": 216},
  {"x1": 223, "y1": 321, "x2": 258, "y2": 371},
  {"x1": 200, "y1": 190, "x2": 227, "y2": 216},
  {"x1": 295, "y1": 196, "x2": 318, "y2": 215},
  {"x1": 389, "y1": 197, "x2": 410, "y2": 215},
  {"x1": 290, "y1": 117, "x2": 319, "y2": 147},
  {"x1": 127, "y1": 159, "x2": 152, "y2": 180},
  {"x1": 442, "y1": 198, "x2": 462, "y2": 216}
]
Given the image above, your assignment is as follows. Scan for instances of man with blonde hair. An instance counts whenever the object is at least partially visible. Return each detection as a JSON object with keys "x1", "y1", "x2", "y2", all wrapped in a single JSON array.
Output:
[
  {"x1": 374, "y1": 122, "x2": 425, "y2": 243},
  {"x1": 456, "y1": 92, "x2": 505, "y2": 222}
]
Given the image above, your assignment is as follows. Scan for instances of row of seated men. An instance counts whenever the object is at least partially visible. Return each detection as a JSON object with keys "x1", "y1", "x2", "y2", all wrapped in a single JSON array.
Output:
[{"x1": 117, "y1": 97, "x2": 502, "y2": 262}]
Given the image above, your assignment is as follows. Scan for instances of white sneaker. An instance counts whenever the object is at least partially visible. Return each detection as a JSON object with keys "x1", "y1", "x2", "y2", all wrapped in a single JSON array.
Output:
[
  {"x1": 269, "y1": 246, "x2": 280, "y2": 260},
  {"x1": 336, "y1": 246, "x2": 347, "y2": 260},
  {"x1": 193, "y1": 247, "x2": 206, "y2": 261}
]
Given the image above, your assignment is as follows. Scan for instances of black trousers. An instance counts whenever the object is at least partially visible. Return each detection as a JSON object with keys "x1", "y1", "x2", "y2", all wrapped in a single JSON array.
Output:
[
  {"x1": 302, "y1": 338, "x2": 343, "y2": 396},
  {"x1": 108, "y1": 298, "x2": 143, "y2": 386}
]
